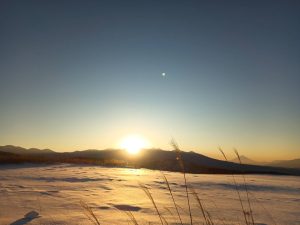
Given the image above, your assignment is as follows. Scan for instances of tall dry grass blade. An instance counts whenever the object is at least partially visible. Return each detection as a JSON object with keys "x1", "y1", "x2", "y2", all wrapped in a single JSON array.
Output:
[
  {"x1": 124, "y1": 211, "x2": 139, "y2": 225},
  {"x1": 170, "y1": 138, "x2": 184, "y2": 171},
  {"x1": 190, "y1": 187, "x2": 210, "y2": 225},
  {"x1": 164, "y1": 207, "x2": 176, "y2": 220},
  {"x1": 161, "y1": 172, "x2": 183, "y2": 225},
  {"x1": 234, "y1": 149, "x2": 255, "y2": 225},
  {"x1": 208, "y1": 200, "x2": 227, "y2": 225},
  {"x1": 249, "y1": 192, "x2": 278, "y2": 225},
  {"x1": 80, "y1": 200, "x2": 101, "y2": 225},
  {"x1": 218, "y1": 147, "x2": 228, "y2": 161},
  {"x1": 139, "y1": 183, "x2": 165, "y2": 225},
  {"x1": 218, "y1": 148, "x2": 249, "y2": 225},
  {"x1": 176, "y1": 204, "x2": 189, "y2": 215},
  {"x1": 170, "y1": 138, "x2": 193, "y2": 225},
  {"x1": 162, "y1": 214, "x2": 169, "y2": 225},
  {"x1": 206, "y1": 210, "x2": 214, "y2": 225}
]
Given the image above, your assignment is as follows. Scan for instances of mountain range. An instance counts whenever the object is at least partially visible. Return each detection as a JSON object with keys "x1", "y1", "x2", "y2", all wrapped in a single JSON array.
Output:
[
  {"x1": 230, "y1": 155, "x2": 300, "y2": 168},
  {"x1": 0, "y1": 145, "x2": 299, "y2": 176}
]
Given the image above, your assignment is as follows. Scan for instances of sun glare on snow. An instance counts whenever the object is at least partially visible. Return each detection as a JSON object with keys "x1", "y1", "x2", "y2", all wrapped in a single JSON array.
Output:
[{"x1": 120, "y1": 135, "x2": 150, "y2": 154}]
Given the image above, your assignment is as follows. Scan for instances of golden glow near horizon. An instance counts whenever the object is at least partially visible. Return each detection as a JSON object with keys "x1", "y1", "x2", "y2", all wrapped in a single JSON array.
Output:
[{"x1": 120, "y1": 134, "x2": 150, "y2": 155}]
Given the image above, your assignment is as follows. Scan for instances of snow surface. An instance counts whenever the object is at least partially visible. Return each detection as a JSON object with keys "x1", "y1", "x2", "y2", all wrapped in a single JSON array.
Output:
[{"x1": 0, "y1": 164, "x2": 299, "y2": 225}]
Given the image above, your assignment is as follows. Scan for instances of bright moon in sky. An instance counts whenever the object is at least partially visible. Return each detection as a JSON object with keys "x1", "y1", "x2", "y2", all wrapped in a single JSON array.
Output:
[
  {"x1": 120, "y1": 135, "x2": 150, "y2": 155},
  {"x1": 162, "y1": 72, "x2": 166, "y2": 77}
]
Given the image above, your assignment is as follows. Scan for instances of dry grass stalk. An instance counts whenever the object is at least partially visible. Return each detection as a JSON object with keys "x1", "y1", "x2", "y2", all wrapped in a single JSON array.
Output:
[
  {"x1": 209, "y1": 200, "x2": 227, "y2": 225},
  {"x1": 80, "y1": 200, "x2": 101, "y2": 225},
  {"x1": 139, "y1": 183, "x2": 165, "y2": 225},
  {"x1": 170, "y1": 138, "x2": 193, "y2": 225},
  {"x1": 234, "y1": 148, "x2": 255, "y2": 225},
  {"x1": 206, "y1": 210, "x2": 214, "y2": 225},
  {"x1": 218, "y1": 147, "x2": 249, "y2": 225},
  {"x1": 161, "y1": 172, "x2": 183, "y2": 225},
  {"x1": 164, "y1": 206, "x2": 176, "y2": 220},
  {"x1": 190, "y1": 187, "x2": 213, "y2": 225},
  {"x1": 124, "y1": 211, "x2": 139, "y2": 225},
  {"x1": 249, "y1": 192, "x2": 278, "y2": 225}
]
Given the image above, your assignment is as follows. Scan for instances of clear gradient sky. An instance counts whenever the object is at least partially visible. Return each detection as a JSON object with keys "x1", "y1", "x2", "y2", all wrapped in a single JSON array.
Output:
[{"x1": 0, "y1": 0, "x2": 299, "y2": 160}]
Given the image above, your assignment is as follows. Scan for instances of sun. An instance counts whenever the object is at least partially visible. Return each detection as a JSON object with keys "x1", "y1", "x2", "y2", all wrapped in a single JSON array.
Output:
[{"x1": 120, "y1": 135, "x2": 150, "y2": 155}]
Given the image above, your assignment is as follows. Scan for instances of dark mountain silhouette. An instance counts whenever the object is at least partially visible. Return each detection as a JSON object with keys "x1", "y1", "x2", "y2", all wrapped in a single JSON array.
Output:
[
  {"x1": 0, "y1": 145, "x2": 54, "y2": 155},
  {"x1": 0, "y1": 145, "x2": 299, "y2": 176},
  {"x1": 135, "y1": 149, "x2": 300, "y2": 175}
]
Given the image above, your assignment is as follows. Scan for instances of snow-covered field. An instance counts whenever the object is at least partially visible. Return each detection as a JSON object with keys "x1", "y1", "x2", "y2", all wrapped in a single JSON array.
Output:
[{"x1": 0, "y1": 164, "x2": 299, "y2": 225}]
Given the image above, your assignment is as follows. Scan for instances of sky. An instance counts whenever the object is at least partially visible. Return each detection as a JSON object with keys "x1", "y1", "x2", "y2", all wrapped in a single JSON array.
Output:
[{"x1": 0, "y1": 0, "x2": 299, "y2": 160}]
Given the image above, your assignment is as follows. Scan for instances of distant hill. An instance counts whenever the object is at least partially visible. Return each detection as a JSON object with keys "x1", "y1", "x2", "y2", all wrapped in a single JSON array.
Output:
[
  {"x1": 230, "y1": 155, "x2": 300, "y2": 169},
  {"x1": 0, "y1": 145, "x2": 55, "y2": 155},
  {"x1": 230, "y1": 155, "x2": 260, "y2": 165},
  {"x1": 267, "y1": 158, "x2": 300, "y2": 169},
  {"x1": 0, "y1": 145, "x2": 299, "y2": 176}
]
